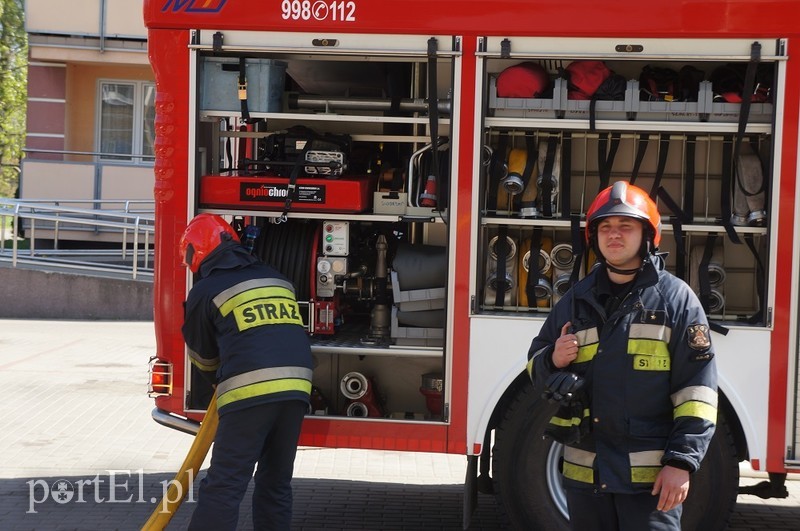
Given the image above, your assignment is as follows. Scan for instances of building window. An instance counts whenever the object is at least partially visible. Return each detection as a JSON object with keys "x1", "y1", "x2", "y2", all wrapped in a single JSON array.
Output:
[{"x1": 97, "y1": 81, "x2": 155, "y2": 164}]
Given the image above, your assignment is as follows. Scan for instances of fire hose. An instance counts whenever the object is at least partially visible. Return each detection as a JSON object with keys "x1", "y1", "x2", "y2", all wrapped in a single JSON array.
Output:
[{"x1": 141, "y1": 392, "x2": 219, "y2": 530}]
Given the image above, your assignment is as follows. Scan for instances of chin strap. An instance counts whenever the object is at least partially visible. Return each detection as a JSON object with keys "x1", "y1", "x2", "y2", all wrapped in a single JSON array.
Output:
[
  {"x1": 596, "y1": 240, "x2": 653, "y2": 277},
  {"x1": 605, "y1": 263, "x2": 642, "y2": 276}
]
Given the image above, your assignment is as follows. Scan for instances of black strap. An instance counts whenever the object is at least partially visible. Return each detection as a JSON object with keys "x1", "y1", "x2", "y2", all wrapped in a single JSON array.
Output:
[
  {"x1": 224, "y1": 118, "x2": 233, "y2": 171},
  {"x1": 487, "y1": 132, "x2": 509, "y2": 212},
  {"x1": 720, "y1": 135, "x2": 741, "y2": 243},
  {"x1": 597, "y1": 132, "x2": 621, "y2": 192},
  {"x1": 516, "y1": 133, "x2": 538, "y2": 214},
  {"x1": 697, "y1": 233, "x2": 730, "y2": 335},
  {"x1": 526, "y1": 227, "x2": 543, "y2": 307},
  {"x1": 698, "y1": 233, "x2": 717, "y2": 314},
  {"x1": 426, "y1": 38, "x2": 441, "y2": 211},
  {"x1": 630, "y1": 133, "x2": 650, "y2": 185},
  {"x1": 540, "y1": 136, "x2": 558, "y2": 217},
  {"x1": 723, "y1": 42, "x2": 761, "y2": 244},
  {"x1": 569, "y1": 214, "x2": 585, "y2": 287},
  {"x1": 238, "y1": 57, "x2": 250, "y2": 123},
  {"x1": 734, "y1": 43, "x2": 762, "y2": 167},
  {"x1": 281, "y1": 139, "x2": 315, "y2": 218},
  {"x1": 236, "y1": 123, "x2": 248, "y2": 171},
  {"x1": 684, "y1": 134, "x2": 697, "y2": 222},
  {"x1": 649, "y1": 134, "x2": 670, "y2": 199},
  {"x1": 560, "y1": 132, "x2": 572, "y2": 217},
  {"x1": 589, "y1": 94, "x2": 604, "y2": 132},
  {"x1": 657, "y1": 187, "x2": 689, "y2": 280},
  {"x1": 494, "y1": 226, "x2": 510, "y2": 307},
  {"x1": 743, "y1": 233, "x2": 766, "y2": 325}
]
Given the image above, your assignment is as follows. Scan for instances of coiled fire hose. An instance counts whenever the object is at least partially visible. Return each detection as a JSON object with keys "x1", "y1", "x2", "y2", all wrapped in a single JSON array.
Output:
[{"x1": 141, "y1": 392, "x2": 219, "y2": 530}]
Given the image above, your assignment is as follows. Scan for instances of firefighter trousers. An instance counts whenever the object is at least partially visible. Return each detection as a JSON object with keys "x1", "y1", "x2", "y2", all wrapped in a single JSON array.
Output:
[
  {"x1": 566, "y1": 488, "x2": 682, "y2": 531},
  {"x1": 188, "y1": 400, "x2": 307, "y2": 531}
]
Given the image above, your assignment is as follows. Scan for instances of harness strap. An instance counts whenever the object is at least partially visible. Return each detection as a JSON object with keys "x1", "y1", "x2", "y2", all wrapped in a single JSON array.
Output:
[
  {"x1": 238, "y1": 57, "x2": 250, "y2": 123},
  {"x1": 630, "y1": 133, "x2": 650, "y2": 186},
  {"x1": 487, "y1": 132, "x2": 509, "y2": 212},
  {"x1": 494, "y1": 226, "x2": 510, "y2": 307},
  {"x1": 526, "y1": 227, "x2": 544, "y2": 307},
  {"x1": 516, "y1": 132, "x2": 538, "y2": 213},
  {"x1": 540, "y1": 136, "x2": 558, "y2": 217},
  {"x1": 224, "y1": 118, "x2": 233, "y2": 171},
  {"x1": 597, "y1": 132, "x2": 621, "y2": 192},
  {"x1": 569, "y1": 214, "x2": 585, "y2": 287},
  {"x1": 649, "y1": 134, "x2": 670, "y2": 199},
  {"x1": 698, "y1": 234, "x2": 717, "y2": 314},
  {"x1": 684, "y1": 134, "x2": 697, "y2": 222},
  {"x1": 560, "y1": 132, "x2": 572, "y2": 218},
  {"x1": 697, "y1": 233, "x2": 731, "y2": 335},
  {"x1": 743, "y1": 233, "x2": 766, "y2": 325},
  {"x1": 721, "y1": 135, "x2": 741, "y2": 243},
  {"x1": 281, "y1": 136, "x2": 315, "y2": 219},
  {"x1": 426, "y1": 37, "x2": 442, "y2": 211},
  {"x1": 723, "y1": 42, "x2": 761, "y2": 244},
  {"x1": 657, "y1": 187, "x2": 690, "y2": 280}
]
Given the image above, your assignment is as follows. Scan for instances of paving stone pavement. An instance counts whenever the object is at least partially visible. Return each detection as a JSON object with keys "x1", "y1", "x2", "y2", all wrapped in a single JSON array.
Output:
[{"x1": 0, "y1": 319, "x2": 798, "y2": 530}]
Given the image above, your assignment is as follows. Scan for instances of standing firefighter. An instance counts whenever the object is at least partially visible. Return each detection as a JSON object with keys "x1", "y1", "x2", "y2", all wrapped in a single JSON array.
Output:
[
  {"x1": 180, "y1": 213, "x2": 313, "y2": 531},
  {"x1": 526, "y1": 181, "x2": 718, "y2": 530}
]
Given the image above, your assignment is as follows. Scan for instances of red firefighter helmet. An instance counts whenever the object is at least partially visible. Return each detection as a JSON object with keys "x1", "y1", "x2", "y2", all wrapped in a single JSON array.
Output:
[
  {"x1": 586, "y1": 181, "x2": 662, "y2": 249},
  {"x1": 179, "y1": 213, "x2": 240, "y2": 273}
]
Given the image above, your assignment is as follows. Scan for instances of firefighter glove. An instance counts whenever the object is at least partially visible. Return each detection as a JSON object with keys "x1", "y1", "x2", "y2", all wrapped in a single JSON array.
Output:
[{"x1": 542, "y1": 371, "x2": 585, "y2": 405}]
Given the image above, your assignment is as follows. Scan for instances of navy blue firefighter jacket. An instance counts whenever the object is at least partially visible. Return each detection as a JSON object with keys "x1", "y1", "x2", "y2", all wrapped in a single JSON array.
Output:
[
  {"x1": 182, "y1": 242, "x2": 313, "y2": 415},
  {"x1": 526, "y1": 256, "x2": 718, "y2": 493}
]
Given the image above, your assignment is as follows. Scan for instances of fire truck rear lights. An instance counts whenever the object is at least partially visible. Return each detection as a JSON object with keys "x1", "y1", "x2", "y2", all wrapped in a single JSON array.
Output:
[{"x1": 148, "y1": 357, "x2": 173, "y2": 397}]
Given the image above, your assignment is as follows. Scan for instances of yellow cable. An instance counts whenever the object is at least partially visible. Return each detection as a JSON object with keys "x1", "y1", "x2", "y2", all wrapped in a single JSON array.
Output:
[{"x1": 141, "y1": 392, "x2": 219, "y2": 530}]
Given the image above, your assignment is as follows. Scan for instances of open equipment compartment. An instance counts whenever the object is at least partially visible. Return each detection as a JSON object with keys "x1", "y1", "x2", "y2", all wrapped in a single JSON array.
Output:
[
  {"x1": 475, "y1": 37, "x2": 777, "y2": 327},
  {"x1": 188, "y1": 31, "x2": 459, "y2": 422}
]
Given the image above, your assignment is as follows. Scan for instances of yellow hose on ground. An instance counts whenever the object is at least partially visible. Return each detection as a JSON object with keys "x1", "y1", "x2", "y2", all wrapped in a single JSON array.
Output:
[{"x1": 141, "y1": 392, "x2": 219, "y2": 530}]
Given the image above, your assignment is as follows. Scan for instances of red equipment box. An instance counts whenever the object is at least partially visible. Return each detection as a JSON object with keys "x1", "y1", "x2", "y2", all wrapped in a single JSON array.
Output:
[{"x1": 199, "y1": 174, "x2": 376, "y2": 213}]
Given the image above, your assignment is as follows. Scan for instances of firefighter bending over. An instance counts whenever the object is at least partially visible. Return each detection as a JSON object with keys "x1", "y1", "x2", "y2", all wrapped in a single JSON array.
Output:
[
  {"x1": 527, "y1": 181, "x2": 718, "y2": 530},
  {"x1": 180, "y1": 213, "x2": 313, "y2": 531}
]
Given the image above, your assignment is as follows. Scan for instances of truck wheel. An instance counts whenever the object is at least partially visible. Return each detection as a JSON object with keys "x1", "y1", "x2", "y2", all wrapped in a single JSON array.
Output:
[
  {"x1": 492, "y1": 383, "x2": 739, "y2": 530},
  {"x1": 492, "y1": 383, "x2": 569, "y2": 530},
  {"x1": 681, "y1": 411, "x2": 739, "y2": 530}
]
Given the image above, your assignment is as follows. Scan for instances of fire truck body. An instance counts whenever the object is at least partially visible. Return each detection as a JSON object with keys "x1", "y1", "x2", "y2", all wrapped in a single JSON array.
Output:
[{"x1": 144, "y1": 1, "x2": 800, "y2": 527}]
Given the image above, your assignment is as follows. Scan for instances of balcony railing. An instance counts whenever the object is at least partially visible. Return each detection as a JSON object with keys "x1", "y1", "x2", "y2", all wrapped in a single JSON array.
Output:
[
  {"x1": 25, "y1": 0, "x2": 147, "y2": 42},
  {"x1": 0, "y1": 199, "x2": 155, "y2": 281}
]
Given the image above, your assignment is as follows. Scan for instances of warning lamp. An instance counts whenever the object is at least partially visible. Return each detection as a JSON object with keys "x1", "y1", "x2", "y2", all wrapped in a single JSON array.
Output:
[{"x1": 148, "y1": 356, "x2": 173, "y2": 397}]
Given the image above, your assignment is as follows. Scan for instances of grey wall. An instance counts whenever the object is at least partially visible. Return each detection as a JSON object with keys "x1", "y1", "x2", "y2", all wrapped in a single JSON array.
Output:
[{"x1": 0, "y1": 268, "x2": 153, "y2": 320}]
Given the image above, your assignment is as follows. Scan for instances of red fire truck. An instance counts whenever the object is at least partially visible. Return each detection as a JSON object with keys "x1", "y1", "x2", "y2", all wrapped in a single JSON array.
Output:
[{"x1": 144, "y1": 1, "x2": 800, "y2": 527}]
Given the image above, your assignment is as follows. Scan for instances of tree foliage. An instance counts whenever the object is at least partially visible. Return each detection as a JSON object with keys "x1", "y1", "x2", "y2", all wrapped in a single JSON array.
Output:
[{"x1": 0, "y1": 0, "x2": 27, "y2": 198}]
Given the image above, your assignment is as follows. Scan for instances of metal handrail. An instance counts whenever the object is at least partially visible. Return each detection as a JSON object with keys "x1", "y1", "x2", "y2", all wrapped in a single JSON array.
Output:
[
  {"x1": 0, "y1": 198, "x2": 155, "y2": 281},
  {"x1": 23, "y1": 148, "x2": 155, "y2": 161}
]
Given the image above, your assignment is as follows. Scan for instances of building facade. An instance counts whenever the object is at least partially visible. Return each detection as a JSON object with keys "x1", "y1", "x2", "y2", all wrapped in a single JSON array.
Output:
[{"x1": 22, "y1": 0, "x2": 153, "y2": 241}]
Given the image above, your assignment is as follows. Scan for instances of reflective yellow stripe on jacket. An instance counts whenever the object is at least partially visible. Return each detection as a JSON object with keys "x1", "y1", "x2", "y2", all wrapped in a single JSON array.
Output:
[
  {"x1": 628, "y1": 323, "x2": 671, "y2": 371},
  {"x1": 671, "y1": 385, "x2": 718, "y2": 423},
  {"x1": 630, "y1": 450, "x2": 664, "y2": 484},
  {"x1": 216, "y1": 366, "x2": 314, "y2": 409},
  {"x1": 563, "y1": 447, "x2": 596, "y2": 484},
  {"x1": 187, "y1": 348, "x2": 219, "y2": 372},
  {"x1": 575, "y1": 327, "x2": 599, "y2": 364}
]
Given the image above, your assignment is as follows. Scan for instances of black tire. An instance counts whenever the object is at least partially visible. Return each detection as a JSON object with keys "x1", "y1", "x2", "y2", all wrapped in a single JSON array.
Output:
[
  {"x1": 492, "y1": 383, "x2": 569, "y2": 531},
  {"x1": 492, "y1": 383, "x2": 739, "y2": 531},
  {"x1": 681, "y1": 411, "x2": 739, "y2": 530}
]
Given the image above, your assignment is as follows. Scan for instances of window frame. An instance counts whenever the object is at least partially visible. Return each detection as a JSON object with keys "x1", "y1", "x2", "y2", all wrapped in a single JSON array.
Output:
[{"x1": 95, "y1": 79, "x2": 156, "y2": 166}]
